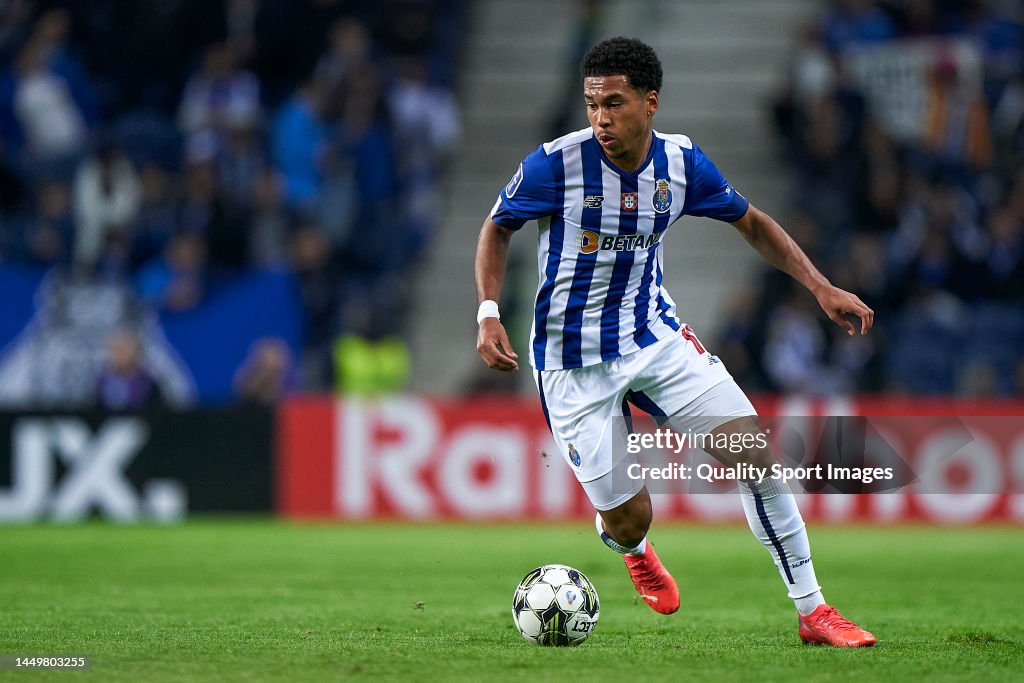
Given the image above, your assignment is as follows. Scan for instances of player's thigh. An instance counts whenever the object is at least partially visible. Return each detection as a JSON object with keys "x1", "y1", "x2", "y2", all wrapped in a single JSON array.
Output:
[
  {"x1": 673, "y1": 376, "x2": 758, "y2": 435},
  {"x1": 535, "y1": 365, "x2": 631, "y2": 485},
  {"x1": 631, "y1": 330, "x2": 739, "y2": 426},
  {"x1": 705, "y1": 414, "x2": 774, "y2": 469},
  {"x1": 643, "y1": 352, "x2": 765, "y2": 466}
]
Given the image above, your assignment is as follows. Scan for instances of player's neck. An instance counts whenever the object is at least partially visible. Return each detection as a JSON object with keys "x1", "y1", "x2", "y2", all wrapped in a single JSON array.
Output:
[{"x1": 603, "y1": 130, "x2": 654, "y2": 174}]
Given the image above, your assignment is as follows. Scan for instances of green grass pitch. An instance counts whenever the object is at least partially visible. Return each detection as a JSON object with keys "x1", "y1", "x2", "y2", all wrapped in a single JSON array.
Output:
[{"x1": 1, "y1": 521, "x2": 1022, "y2": 681}]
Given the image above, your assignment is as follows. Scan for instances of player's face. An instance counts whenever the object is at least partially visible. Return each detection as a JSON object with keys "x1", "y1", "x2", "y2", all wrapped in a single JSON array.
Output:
[{"x1": 584, "y1": 75, "x2": 658, "y2": 172}]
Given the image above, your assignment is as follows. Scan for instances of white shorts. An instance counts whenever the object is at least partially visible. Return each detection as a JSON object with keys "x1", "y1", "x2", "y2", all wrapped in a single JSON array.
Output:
[{"x1": 535, "y1": 328, "x2": 757, "y2": 510}]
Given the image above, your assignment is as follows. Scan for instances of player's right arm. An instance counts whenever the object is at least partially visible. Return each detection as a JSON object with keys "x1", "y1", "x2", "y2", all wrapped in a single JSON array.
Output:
[
  {"x1": 475, "y1": 218, "x2": 519, "y2": 372},
  {"x1": 474, "y1": 146, "x2": 561, "y2": 372}
]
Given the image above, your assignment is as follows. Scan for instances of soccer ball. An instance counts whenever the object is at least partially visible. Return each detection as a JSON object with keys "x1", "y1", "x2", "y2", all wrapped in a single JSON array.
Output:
[{"x1": 512, "y1": 564, "x2": 600, "y2": 646}]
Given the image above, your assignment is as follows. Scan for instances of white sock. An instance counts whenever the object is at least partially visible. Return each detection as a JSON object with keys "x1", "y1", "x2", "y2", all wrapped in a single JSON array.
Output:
[
  {"x1": 739, "y1": 481, "x2": 824, "y2": 612},
  {"x1": 594, "y1": 512, "x2": 647, "y2": 555},
  {"x1": 794, "y1": 591, "x2": 826, "y2": 616}
]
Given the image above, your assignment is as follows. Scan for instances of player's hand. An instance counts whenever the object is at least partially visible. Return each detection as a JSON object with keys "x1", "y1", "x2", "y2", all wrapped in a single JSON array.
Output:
[
  {"x1": 477, "y1": 318, "x2": 519, "y2": 371},
  {"x1": 815, "y1": 285, "x2": 874, "y2": 336}
]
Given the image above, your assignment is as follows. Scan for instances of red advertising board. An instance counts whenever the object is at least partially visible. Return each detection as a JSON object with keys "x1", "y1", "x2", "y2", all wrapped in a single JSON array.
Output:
[{"x1": 276, "y1": 395, "x2": 1024, "y2": 524}]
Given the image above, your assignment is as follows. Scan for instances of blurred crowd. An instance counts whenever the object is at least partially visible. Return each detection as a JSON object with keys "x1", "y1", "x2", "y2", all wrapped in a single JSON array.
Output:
[
  {"x1": 0, "y1": 0, "x2": 465, "y2": 407},
  {"x1": 719, "y1": 0, "x2": 1024, "y2": 397}
]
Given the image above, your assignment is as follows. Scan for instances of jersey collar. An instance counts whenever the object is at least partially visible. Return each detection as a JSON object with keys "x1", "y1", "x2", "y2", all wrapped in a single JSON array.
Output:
[{"x1": 589, "y1": 130, "x2": 658, "y2": 178}]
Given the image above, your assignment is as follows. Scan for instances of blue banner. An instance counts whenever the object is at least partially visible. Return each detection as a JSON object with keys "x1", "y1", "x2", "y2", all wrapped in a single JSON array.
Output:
[
  {"x1": 0, "y1": 266, "x2": 304, "y2": 406},
  {"x1": 160, "y1": 271, "x2": 304, "y2": 403}
]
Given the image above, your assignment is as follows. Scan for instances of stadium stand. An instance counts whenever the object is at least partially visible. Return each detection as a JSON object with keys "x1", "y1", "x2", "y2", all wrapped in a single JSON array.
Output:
[{"x1": 1, "y1": 0, "x2": 1020, "y2": 403}]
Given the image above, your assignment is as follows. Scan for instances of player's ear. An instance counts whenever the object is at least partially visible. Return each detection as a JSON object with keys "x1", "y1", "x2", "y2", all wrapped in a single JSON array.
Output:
[{"x1": 646, "y1": 90, "x2": 659, "y2": 117}]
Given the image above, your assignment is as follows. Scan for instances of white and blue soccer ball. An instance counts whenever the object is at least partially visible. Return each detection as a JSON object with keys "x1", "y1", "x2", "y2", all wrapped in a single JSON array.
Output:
[{"x1": 512, "y1": 564, "x2": 600, "y2": 646}]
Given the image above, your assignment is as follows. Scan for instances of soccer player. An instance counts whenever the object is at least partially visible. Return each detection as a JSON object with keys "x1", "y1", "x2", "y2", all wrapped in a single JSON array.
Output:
[{"x1": 474, "y1": 37, "x2": 876, "y2": 647}]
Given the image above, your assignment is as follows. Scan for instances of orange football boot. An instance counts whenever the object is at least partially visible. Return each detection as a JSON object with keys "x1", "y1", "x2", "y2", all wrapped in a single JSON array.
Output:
[
  {"x1": 623, "y1": 542, "x2": 680, "y2": 615},
  {"x1": 799, "y1": 604, "x2": 877, "y2": 647}
]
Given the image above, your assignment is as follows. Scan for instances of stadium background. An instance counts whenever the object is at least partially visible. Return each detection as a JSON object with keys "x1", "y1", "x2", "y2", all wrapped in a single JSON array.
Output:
[{"x1": 0, "y1": 1, "x2": 1022, "y2": 679}]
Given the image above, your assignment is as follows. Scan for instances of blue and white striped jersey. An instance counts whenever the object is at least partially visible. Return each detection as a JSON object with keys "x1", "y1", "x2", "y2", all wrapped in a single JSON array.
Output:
[{"x1": 490, "y1": 128, "x2": 750, "y2": 371}]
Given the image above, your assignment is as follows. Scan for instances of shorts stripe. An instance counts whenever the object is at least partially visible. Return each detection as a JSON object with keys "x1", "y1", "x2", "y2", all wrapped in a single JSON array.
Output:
[
  {"x1": 536, "y1": 372, "x2": 553, "y2": 435},
  {"x1": 620, "y1": 394, "x2": 634, "y2": 434},
  {"x1": 626, "y1": 390, "x2": 668, "y2": 426}
]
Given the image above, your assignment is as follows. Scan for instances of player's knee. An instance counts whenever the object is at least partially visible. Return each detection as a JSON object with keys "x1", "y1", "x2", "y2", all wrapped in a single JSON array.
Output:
[
  {"x1": 737, "y1": 444, "x2": 774, "y2": 470},
  {"x1": 710, "y1": 416, "x2": 774, "y2": 469},
  {"x1": 707, "y1": 443, "x2": 774, "y2": 471}
]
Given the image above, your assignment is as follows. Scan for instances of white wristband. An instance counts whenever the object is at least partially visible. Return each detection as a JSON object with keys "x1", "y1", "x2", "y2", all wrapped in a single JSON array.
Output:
[{"x1": 477, "y1": 299, "x2": 500, "y2": 324}]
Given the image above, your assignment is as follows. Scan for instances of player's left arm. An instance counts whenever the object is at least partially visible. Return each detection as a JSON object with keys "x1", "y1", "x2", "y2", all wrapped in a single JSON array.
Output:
[{"x1": 731, "y1": 203, "x2": 874, "y2": 336}]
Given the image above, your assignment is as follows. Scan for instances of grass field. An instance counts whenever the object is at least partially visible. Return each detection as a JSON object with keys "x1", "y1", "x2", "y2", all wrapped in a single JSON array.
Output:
[{"x1": 1, "y1": 521, "x2": 1023, "y2": 681}]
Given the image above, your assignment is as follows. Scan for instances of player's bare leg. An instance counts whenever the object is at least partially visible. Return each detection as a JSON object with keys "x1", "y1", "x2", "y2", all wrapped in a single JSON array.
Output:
[
  {"x1": 596, "y1": 488, "x2": 680, "y2": 614},
  {"x1": 707, "y1": 416, "x2": 876, "y2": 647},
  {"x1": 598, "y1": 486, "x2": 652, "y2": 548}
]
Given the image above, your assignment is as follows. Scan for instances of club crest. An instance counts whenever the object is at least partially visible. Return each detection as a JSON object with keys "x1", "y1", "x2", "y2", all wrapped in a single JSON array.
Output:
[
  {"x1": 653, "y1": 178, "x2": 672, "y2": 213},
  {"x1": 567, "y1": 443, "x2": 581, "y2": 467}
]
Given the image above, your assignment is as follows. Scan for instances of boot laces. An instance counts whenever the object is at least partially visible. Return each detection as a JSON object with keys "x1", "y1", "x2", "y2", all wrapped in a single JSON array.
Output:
[
  {"x1": 627, "y1": 555, "x2": 666, "y2": 591},
  {"x1": 818, "y1": 606, "x2": 857, "y2": 631}
]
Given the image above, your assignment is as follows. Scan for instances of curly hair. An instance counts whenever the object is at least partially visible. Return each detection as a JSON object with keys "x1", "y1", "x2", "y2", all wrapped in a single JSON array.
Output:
[{"x1": 581, "y1": 37, "x2": 663, "y2": 93}]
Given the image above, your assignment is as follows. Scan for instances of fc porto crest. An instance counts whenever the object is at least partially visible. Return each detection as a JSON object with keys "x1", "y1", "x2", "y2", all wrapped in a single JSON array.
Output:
[
  {"x1": 621, "y1": 192, "x2": 638, "y2": 212},
  {"x1": 567, "y1": 443, "x2": 581, "y2": 467},
  {"x1": 653, "y1": 178, "x2": 672, "y2": 214}
]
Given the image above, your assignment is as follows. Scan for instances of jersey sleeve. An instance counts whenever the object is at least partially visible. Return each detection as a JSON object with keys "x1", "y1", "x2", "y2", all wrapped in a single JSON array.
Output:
[
  {"x1": 489, "y1": 146, "x2": 561, "y2": 230},
  {"x1": 682, "y1": 144, "x2": 750, "y2": 222}
]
